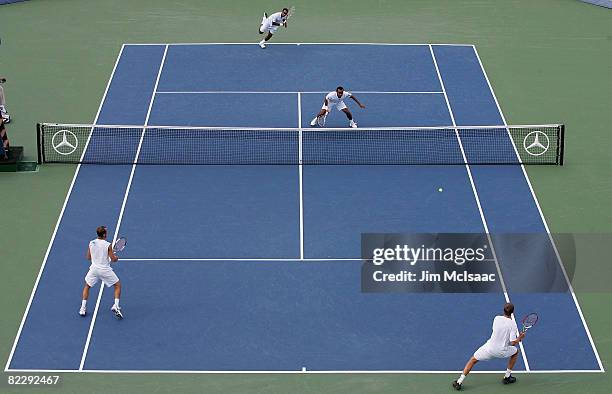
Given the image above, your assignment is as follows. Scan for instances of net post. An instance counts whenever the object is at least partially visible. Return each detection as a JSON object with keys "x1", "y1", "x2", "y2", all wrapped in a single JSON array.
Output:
[
  {"x1": 558, "y1": 124, "x2": 565, "y2": 165},
  {"x1": 36, "y1": 123, "x2": 43, "y2": 164}
]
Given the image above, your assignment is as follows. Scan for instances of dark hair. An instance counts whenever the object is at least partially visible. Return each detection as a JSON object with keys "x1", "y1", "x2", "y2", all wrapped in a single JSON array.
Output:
[
  {"x1": 282, "y1": 7, "x2": 289, "y2": 12},
  {"x1": 336, "y1": 86, "x2": 344, "y2": 91},
  {"x1": 503, "y1": 303, "x2": 514, "y2": 316},
  {"x1": 96, "y1": 226, "x2": 107, "y2": 237}
]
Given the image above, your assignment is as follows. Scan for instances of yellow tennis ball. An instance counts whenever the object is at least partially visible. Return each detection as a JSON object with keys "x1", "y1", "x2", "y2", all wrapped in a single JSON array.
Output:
[{"x1": 438, "y1": 188, "x2": 443, "y2": 192}]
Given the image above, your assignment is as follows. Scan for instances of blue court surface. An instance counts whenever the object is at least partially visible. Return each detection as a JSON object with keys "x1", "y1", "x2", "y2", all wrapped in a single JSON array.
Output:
[{"x1": 5, "y1": 44, "x2": 603, "y2": 373}]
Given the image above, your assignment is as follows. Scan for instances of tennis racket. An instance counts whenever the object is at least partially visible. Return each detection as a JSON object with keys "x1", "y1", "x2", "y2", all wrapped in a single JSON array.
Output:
[
  {"x1": 113, "y1": 237, "x2": 127, "y2": 253},
  {"x1": 316, "y1": 113, "x2": 327, "y2": 127},
  {"x1": 286, "y1": 6, "x2": 295, "y2": 21},
  {"x1": 282, "y1": 6, "x2": 295, "y2": 27},
  {"x1": 521, "y1": 312, "x2": 538, "y2": 333}
]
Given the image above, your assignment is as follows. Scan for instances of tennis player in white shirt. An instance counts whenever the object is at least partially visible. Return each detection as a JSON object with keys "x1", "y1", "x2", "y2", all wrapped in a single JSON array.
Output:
[
  {"x1": 453, "y1": 303, "x2": 526, "y2": 390},
  {"x1": 79, "y1": 226, "x2": 123, "y2": 319},
  {"x1": 258, "y1": 8, "x2": 290, "y2": 48},
  {"x1": 310, "y1": 86, "x2": 366, "y2": 128}
]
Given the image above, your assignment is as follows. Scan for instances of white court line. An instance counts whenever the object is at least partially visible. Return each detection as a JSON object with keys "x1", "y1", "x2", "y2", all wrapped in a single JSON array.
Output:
[
  {"x1": 125, "y1": 42, "x2": 475, "y2": 47},
  {"x1": 3, "y1": 368, "x2": 604, "y2": 374},
  {"x1": 297, "y1": 92, "x2": 304, "y2": 260},
  {"x1": 471, "y1": 45, "x2": 605, "y2": 372},
  {"x1": 116, "y1": 258, "x2": 497, "y2": 262},
  {"x1": 429, "y1": 44, "x2": 530, "y2": 371},
  {"x1": 3, "y1": 45, "x2": 127, "y2": 373},
  {"x1": 156, "y1": 91, "x2": 444, "y2": 94},
  {"x1": 79, "y1": 44, "x2": 170, "y2": 371},
  {"x1": 119, "y1": 258, "x2": 364, "y2": 262}
]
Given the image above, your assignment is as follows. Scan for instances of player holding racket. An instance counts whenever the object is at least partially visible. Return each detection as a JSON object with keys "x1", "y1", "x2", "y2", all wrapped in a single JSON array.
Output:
[
  {"x1": 453, "y1": 303, "x2": 532, "y2": 390},
  {"x1": 79, "y1": 226, "x2": 123, "y2": 319},
  {"x1": 258, "y1": 7, "x2": 292, "y2": 49},
  {"x1": 309, "y1": 86, "x2": 365, "y2": 128}
]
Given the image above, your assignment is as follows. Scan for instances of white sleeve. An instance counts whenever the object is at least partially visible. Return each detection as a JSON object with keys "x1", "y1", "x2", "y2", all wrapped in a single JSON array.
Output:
[
  {"x1": 325, "y1": 92, "x2": 334, "y2": 102},
  {"x1": 511, "y1": 321, "x2": 519, "y2": 341},
  {"x1": 345, "y1": 91, "x2": 353, "y2": 98}
]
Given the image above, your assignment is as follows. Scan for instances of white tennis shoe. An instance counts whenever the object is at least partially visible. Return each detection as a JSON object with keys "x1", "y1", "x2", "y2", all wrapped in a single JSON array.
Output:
[
  {"x1": 79, "y1": 306, "x2": 86, "y2": 317},
  {"x1": 111, "y1": 305, "x2": 123, "y2": 320},
  {"x1": 310, "y1": 117, "x2": 318, "y2": 126},
  {"x1": 349, "y1": 120, "x2": 358, "y2": 128},
  {"x1": 259, "y1": 41, "x2": 266, "y2": 49}
]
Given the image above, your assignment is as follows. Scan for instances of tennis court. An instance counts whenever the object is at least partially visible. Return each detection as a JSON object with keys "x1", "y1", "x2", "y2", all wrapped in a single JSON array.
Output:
[{"x1": 5, "y1": 43, "x2": 603, "y2": 373}]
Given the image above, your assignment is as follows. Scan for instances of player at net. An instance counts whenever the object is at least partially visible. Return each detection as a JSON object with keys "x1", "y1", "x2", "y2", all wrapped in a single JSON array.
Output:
[{"x1": 309, "y1": 86, "x2": 366, "y2": 128}]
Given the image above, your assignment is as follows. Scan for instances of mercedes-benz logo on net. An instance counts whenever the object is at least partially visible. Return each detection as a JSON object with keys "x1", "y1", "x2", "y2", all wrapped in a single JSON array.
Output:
[
  {"x1": 51, "y1": 130, "x2": 79, "y2": 156},
  {"x1": 523, "y1": 130, "x2": 550, "y2": 156}
]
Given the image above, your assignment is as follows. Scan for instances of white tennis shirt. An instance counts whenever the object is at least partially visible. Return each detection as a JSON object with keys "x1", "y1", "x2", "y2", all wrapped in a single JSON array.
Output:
[
  {"x1": 326, "y1": 91, "x2": 352, "y2": 105},
  {"x1": 266, "y1": 12, "x2": 287, "y2": 26},
  {"x1": 485, "y1": 316, "x2": 519, "y2": 352},
  {"x1": 89, "y1": 238, "x2": 111, "y2": 270}
]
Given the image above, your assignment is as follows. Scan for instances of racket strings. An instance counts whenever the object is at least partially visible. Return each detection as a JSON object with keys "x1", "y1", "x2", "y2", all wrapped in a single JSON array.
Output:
[
  {"x1": 521, "y1": 313, "x2": 538, "y2": 331},
  {"x1": 113, "y1": 237, "x2": 127, "y2": 252}
]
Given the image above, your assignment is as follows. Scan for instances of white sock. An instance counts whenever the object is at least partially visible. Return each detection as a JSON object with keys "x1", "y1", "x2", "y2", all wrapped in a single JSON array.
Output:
[
  {"x1": 114, "y1": 298, "x2": 120, "y2": 308},
  {"x1": 504, "y1": 369, "x2": 511, "y2": 378},
  {"x1": 457, "y1": 374, "x2": 465, "y2": 384},
  {"x1": 81, "y1": 300, "x2": 87, "y2": 309},
  {"x1": 259, "y1": 39, "x2": 265, "y2": 44}
]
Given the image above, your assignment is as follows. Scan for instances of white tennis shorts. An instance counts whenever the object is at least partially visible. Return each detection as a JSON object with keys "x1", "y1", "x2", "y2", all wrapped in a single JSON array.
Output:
[
  {"x1": 260, "y1": 21, "x2": 279, "y2": 34},
  {"x1": 85, "y1": 267, "x2": 119, "y2": 287},
  {"x1": 322, "y1": 101, "x2": 348, "y2": 112},
  {"x1": 473, "y1": 344, "x2": 518, "y2": 361}
]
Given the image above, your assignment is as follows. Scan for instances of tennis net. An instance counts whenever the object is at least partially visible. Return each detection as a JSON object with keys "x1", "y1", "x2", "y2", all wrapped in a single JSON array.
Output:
[{"x1": 37, "y1": 123, "x2": 564, "y2": 165}]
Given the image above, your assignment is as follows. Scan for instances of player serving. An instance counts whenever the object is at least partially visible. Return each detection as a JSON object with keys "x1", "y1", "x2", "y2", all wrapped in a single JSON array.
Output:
[
  {"x1": 453, "y1": 303, "x2": 529, "y2": 390},
  {"x1": 258, "y1": 7, "x2": 291, "y2": 49},
  {"x1": 310, "y1": 86, "x2": 365, "y2": 128},
  {"x1": 79, "y1": 226, "x2": 124, "y2": 319}
]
